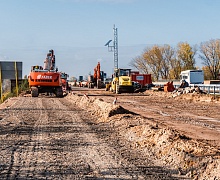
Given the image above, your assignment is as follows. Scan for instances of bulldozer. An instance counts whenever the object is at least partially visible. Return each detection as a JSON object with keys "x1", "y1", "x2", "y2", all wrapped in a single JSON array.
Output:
[
  {"x1": 106, "y1": 68, "x2": 134, "y2": 94},
  {"x1": 28, "y1": 49, "x2": 63, "y2": 97}
]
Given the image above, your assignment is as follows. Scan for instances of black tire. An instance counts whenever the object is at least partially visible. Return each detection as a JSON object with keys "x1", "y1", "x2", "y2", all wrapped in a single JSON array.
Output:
[
  {"x1": 55, "y1": 87, "x2": 63, "y2": 97},
  {"x1": 31, "y1": 87, "x2": 39, "y2": 97},
  {"x1": 97, "y1": 80, "x2": 102, "y2": 89}
]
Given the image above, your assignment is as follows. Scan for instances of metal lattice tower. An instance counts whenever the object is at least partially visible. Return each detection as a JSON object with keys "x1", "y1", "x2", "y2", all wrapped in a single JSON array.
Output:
[
  {"x1": 105, "y1": 24, "x2": 119, "y2": 69},
  {"x1": 113, "y1": 25, "x2": 118, "y2": 69}
]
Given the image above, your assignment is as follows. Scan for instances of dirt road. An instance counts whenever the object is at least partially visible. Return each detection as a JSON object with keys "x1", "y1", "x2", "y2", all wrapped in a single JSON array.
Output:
[
  {"x1": 0, "y1": 96, "x2": 177, "y2": 179},
  {"x1": 0, "y1": 88, "x2": 220, "y2": 179}
]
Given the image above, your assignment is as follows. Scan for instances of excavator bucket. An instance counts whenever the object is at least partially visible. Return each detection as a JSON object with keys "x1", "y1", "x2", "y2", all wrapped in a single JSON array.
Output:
[{"x1": 164, "y1": 81, "x2": 175, "y2": 92}]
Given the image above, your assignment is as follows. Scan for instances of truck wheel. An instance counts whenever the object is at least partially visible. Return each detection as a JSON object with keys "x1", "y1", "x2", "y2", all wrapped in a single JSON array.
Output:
[
  {"x1": 31, "y1": 87, "x2": 39, "y2": 97},
  {"x1": 97, "y1": 79, "x2": 102, "y2": 89},
  {"x1": 56, "y1": 87, "x2": 63, "y2": 97}
]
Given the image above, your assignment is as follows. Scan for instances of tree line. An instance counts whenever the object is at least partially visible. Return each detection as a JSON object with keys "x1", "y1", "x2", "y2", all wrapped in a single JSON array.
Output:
[{"x1": 130, "y1": 39, "x2": 220, "y2": 81}]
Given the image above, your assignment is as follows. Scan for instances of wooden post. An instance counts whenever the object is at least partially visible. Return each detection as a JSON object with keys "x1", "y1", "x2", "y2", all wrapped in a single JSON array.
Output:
[{"x1": 15, "y1": 61, "x2": 18, "y2": 97}]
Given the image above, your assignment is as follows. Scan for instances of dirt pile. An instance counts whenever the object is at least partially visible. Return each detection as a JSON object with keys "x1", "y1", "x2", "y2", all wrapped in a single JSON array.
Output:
[
  {"x1": 67, "y1": 93, "x2": 134, "y2": 121},
  {"x1": 146, "y1": 90, "x2": 218, "y2": 103},
  {"x1": 66, "y1": 93, "x2": 220, "y2": 179}
]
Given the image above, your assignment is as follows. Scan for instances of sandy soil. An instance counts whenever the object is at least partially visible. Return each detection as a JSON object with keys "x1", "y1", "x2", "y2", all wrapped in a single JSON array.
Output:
[
  {"x1": 71, "y1": 87, "x2": 220, "y2": 148},
  {"x1": 0, "y1": 87, "x2": 220, "y2": 179}
]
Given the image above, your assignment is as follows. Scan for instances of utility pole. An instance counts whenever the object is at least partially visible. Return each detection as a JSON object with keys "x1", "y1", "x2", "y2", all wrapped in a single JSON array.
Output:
[{"x1": 105, "y1": 24, "x2": 119, "y2": 69}]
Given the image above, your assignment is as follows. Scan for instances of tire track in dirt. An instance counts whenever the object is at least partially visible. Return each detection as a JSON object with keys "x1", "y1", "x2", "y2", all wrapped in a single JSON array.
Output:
[
  {"x1": 2, "y1": 98, "x2": 48, "y2": 179},
  {"x1": 50, "y1": 98, "x2": 147, "y2": 179},
  {"x1": 1, "y1": 97, "x2": 159, "y2": 179}
]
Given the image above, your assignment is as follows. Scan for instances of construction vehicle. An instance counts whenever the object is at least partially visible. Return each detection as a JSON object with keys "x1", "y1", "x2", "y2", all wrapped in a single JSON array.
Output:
[
  {"x1": 107, "y1": 68, "x2": 134, "y2": 94},
  {"x1": 87, "y1": 75, "x2": 94, "y2": 88},
  {"x1": 164, "y1": 81, "x2": 175, "y2": 92},
  {"x1": 131, "y1": 72, "x2": 152, "y2": 87},
  {"x1": 88, "y1": 62, "x2": 105, "y2": 89},
  {"x1": 28, "y1": 49, "x2": 63, "y2": 97},
  {"x1": 61, "y1": 72, "x2": 70, "y2": 93}
]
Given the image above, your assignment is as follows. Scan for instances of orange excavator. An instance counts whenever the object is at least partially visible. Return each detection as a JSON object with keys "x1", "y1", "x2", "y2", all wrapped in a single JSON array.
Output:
[
  {"x1": 61, "y1": 72, "x2": 70, "y2": 93},
  {"x1": 88, "y1": 62, "x2": 104, "y2": 89},
  {"x1": 28, "y1": 49, "x2": 63, "y2": 97},
  {"x1": 94, "y1": 62, "x2": 101, "y2": 88}
]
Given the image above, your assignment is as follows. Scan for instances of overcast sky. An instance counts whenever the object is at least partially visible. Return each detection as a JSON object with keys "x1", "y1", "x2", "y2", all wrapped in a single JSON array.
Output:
[{"x1": 0, "y1": 0, "x2": 220, "y2": 78}]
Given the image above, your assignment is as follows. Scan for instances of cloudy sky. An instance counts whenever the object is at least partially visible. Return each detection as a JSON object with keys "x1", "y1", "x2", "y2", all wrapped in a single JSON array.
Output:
[{"x1": 0, "y1": 0, "x2": 220, "y2": 78}]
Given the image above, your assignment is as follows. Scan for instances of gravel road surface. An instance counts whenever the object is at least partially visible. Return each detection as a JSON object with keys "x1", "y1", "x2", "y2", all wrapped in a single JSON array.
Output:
[{"x1": 0, "y1": 96, "x2": 178, "y2": 179}]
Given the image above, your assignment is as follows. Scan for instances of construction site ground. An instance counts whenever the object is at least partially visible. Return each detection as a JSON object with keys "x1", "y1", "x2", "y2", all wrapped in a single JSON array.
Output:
[{"x1": 0, "y1": 87, "x2": 220, "y2": 179}]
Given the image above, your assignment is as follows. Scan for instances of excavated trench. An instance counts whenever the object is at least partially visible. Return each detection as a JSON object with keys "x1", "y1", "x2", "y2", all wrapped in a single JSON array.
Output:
[{"x1": 65, "y1": 93, "x2": 220, "y2": 179}]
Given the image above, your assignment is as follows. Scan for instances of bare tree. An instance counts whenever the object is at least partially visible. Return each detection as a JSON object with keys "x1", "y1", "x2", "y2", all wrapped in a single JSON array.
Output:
[
  {"x1": 202, "y1": 66, "x2": 213, "y2": 80},
  {"x1": 160, "y1": 45, "x2": 175, "y2": 79},
  {"x1": 129, "y1": 55, "x2": 149, "y2": 74},
  {"x1": 130, "y1": 45, "x2": 175, "y2": 80},
  {"x1": 130, "y1": 42, "x2": 197, "y2": 81},
  {"x1": 143, "y1": 46, "x2": 162, "y2": 81},
  {"x1": 200, "y1": 39, "x2": 220, "y2": 80}
]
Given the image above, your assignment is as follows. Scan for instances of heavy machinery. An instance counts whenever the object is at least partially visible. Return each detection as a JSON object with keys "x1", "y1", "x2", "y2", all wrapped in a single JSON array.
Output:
[
  {"x1": 61, "y1": 72, "x2": 70, "y2": 93},
  {"x1": 107, "y1": 68, "x2": 134, "y2": 94},
  {"x1": 88, "y1": 62, "x2": 105, "y2": 89},
  {"x1": 28, "y1": 49, "x2": 63, "y2": 97}
]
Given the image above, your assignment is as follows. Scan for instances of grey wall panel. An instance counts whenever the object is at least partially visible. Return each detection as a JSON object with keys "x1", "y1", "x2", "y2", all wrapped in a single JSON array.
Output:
[{"x1": 0, "y1": 61, "x2": 22, "y2": 79}]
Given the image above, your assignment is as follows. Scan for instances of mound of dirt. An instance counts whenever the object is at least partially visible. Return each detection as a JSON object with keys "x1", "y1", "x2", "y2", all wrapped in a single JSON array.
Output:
[
  {"x1": 145, "y1": 90, "x2": 219, "y2": 103},
  {"x1": 65, "y1": 93, "x2": 220, "y2": 179},
  {"x1": 124, "y1": 123, "x2": 220, "y2": 179},
  {"x1": 66, "y1": 93, "x2": 135, "y2": 121},
  {"x1": 174, "y1": 93, "x2": 216, "y2": 102}
]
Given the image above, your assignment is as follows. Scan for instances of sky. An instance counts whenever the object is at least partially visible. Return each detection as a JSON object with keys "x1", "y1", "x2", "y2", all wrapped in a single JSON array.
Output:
[{"x1": 0, "y1": 0, "x2": 220, "y2": 79}]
